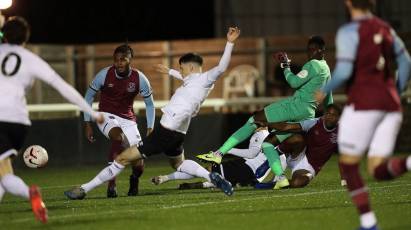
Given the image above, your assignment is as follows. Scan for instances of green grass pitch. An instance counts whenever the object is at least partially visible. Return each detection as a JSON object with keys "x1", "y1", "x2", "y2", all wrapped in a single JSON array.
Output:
[{"x1": 1, "y1": 156, "x2": 411, "y2": 230}]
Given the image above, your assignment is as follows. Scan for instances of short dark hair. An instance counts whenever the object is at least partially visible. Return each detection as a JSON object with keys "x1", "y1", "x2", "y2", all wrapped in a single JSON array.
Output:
[
  {"x1": 114, "y1": 44, "x2": 134, "y2": 58},
  {"x1": 308, "y1": 35, "x2": 326, "y2": 50},
  {"x1": 179, "y1": 53, "x2": 203, "y2": 65},
  {"x1": 2, "y1": 16, "x2": 30, "y2": 45},
  {"x1": 326, "y1": 104, "x2": 342, "y2": 115},
  {"x1": 350, "y1": 0, "x2": 375, "y2": 10}
]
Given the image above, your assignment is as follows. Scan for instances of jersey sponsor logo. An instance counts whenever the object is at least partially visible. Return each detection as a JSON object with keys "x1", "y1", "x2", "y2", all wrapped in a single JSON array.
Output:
[
  {"x1": 297, "y1": 70, "x2": 308, "y2": 78},
  {"x1": 127, "y1": 82, "x2": 136, "y2": 92}
]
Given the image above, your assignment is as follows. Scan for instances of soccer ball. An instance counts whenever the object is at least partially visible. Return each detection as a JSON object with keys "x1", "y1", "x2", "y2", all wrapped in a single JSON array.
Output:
[{"x1": 23, "y1": 145, "x2": 48, "y2": 168}]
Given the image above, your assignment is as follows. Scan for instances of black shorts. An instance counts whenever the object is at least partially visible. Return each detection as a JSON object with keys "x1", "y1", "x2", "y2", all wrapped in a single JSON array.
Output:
[
  {"x1": 212, "y1": 158, "x2": 257, "y2": 186},
  {"x1": 138, "y1": 124, "x2": 185, "y2": 157},
  {"x1": 0, "y1": 122, "x2": 29, "y2": 160}
]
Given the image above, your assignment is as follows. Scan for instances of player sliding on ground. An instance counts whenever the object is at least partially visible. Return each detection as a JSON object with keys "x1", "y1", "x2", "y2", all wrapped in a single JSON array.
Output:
[
  {"x1": 198, "y1": 36, "x2": 333, "y2": 189},
  {"x1": 64, "y1": 27, "x2": 241, "y2": 199},
  {"x1": 161, "y1": 104, "x2": 341, "y2": 190}
]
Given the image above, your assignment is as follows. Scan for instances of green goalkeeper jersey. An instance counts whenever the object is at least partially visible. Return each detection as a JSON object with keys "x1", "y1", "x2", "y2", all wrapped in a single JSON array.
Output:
[{"x1": 284, "y1": 59, "x2": 333, "y2": 107}]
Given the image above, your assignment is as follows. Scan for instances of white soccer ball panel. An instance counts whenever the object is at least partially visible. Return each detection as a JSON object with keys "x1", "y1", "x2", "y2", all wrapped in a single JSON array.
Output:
[{"x1": 23, "y1": 145, "x2": 48, "y2": 168}]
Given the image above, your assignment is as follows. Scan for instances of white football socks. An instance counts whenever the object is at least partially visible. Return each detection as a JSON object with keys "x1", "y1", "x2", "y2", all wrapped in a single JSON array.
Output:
[
  {"x1": 0, "y1": 174, "x2": 29, "y2": 199},
  {"x1": 167, "y1": 172, "x2": 194, "y2": 180},
  {"x1": 360, "y1": 212, "x2": 377, "y2": 228},
  {"x1": 81, "y1": 161, "x2": 125, "y2": 193},
  {"x1": 177, "y1": 160, "x2": 211, "y2": 181}
]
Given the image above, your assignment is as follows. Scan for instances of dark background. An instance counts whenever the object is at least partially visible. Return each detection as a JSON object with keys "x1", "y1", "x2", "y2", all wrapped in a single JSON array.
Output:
[{"x1": 1, "y1": 0, "x2": 215, "y2": 44}]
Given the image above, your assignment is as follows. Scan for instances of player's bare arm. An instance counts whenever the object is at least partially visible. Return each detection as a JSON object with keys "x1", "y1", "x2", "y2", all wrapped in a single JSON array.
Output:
[
  {"x1": 255, "y1": 121, "x2": 302, "y2": 133},
  {"x1": 153, "y1": 64, "x2": 170, "y2": 74}
]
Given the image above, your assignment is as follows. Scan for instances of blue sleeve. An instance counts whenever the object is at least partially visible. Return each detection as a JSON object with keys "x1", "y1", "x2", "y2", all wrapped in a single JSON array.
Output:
[
  {"x1": 83, "y1": 68, "x2": 108, "y2": 121},
  {"x1": 322, "y1": 62, "x2": 354, "y2": 93},
  {"x1": 322, "y1": 24, "x2": 358, "y2": 93},
  {"x1": 138, "y1": 71, "x2": 155, "y2": 129},
  {"x1": 138, "y1": 71, "x2": 153, "y2": 98},
  {"x1": 392, "y1": 30, "x2": 411, "y2": 94},
  {"x1": 89, "y1": 68, "x2": 108, "y2": 91},
  {"x1": 300, "y1": 118, "x2": 319, "y2": 132}
]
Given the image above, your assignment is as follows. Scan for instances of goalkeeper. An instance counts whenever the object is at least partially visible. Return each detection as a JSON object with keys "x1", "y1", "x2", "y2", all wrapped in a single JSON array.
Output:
[{"x1": 198, "y1": 36, "x2": 333, "y2": 188}]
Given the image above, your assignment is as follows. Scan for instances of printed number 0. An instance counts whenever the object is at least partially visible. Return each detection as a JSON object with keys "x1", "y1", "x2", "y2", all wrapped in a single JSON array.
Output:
[{"x1": 1, "y1": 53, "x2": 21, "y2": 76}]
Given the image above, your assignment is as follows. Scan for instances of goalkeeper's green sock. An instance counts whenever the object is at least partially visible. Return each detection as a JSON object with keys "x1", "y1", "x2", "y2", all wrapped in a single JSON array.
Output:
[
  {"x1": 262, "y1": 142, "x2": 284, "y2": 176},
  {"x1": 218, "y1": 117, "x2": 257, "y2": 154}
]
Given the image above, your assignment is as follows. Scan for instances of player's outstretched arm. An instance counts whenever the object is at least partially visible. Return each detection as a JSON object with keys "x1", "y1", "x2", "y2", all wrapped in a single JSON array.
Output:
[
  {"x1": 206, "y1": 27, "x2": 241, "y2": 82},
  {"x1": 153, "y1": 64, "x2": 183, "y2": 80}
]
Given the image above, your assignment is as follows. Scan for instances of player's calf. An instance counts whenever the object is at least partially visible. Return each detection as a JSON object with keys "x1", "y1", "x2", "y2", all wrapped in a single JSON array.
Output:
[
  {"x1": 370, "y1": 156, "x2": 411, "y2": 181},
  {"x1": 128, "y1": 161, "x2": 144, "y2": 196}
]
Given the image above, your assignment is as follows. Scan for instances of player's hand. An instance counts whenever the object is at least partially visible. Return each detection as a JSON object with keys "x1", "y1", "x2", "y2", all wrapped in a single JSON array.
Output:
[
  {"x1": 314, "y1": 90, "x2": 326, "y2": 104},
  {"x1": 153, "y1": 64, "x2": 170, "y2": 74},
  {"x1": 84, "y1": 122, "x2": 96, "y2": 143},
  {"x1": 227, "y1": 27, "x2": 241, "y2": 43},
  {"x1": 274, "y1": 52, "x2": 291, "y2": 69},
  {"x1": 146, "y1": 128, "x2": 153, "y2": 136}
]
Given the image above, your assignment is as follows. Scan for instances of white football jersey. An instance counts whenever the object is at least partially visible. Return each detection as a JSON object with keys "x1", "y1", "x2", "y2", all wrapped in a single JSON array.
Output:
[
  {"x1": 0, "y1": 44, "x2": 97, "y2": 125},
  {"x1": 160, "y1": 42, "x2": 234, "y2": 134}
]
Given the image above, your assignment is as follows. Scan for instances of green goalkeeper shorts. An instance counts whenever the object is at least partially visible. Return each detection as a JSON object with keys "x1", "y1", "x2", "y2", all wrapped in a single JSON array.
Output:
[{"x1": 263, "y1": 97, "x2": 315, "y2": 123}]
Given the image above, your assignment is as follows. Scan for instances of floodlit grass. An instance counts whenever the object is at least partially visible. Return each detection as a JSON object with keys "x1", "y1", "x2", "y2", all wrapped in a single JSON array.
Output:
[{"x1": 1, "y1": 156, "x2": 411, "y2": 230}]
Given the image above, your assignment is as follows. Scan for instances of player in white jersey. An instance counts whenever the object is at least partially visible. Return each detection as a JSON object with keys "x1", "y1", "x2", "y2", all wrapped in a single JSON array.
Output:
[
  {"x1": 0, "y1": 17, "x2": 103, "y2": 223},
  {"x1": 64, "y1": 27, "x2": 241, "y2": 199},
  {"x1": 151, "y1": 129, "x2": 286, "y2": 189}
]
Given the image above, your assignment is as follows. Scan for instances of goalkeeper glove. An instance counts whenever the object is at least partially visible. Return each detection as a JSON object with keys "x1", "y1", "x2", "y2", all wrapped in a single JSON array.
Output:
[{"x1": 274, "y1": 52, "x2": 291, "y2": 69}]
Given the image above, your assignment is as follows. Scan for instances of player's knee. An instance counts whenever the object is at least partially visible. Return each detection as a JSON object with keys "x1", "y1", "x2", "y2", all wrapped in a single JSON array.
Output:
[
  {"x1": 115, "y1": 155, "x2": 129, "y2": 166},
  {"x1": 290, "y1": 176, "x2": 310, "y2": 188},
  {"x1": 290, "y1": 170, "x2": 312, "y2": 188},
  {"x1": 169, "y1": 155, "x2": 184, "y2": 170},
  {"x1": 264, "y1": 133, "x2": 279, "y2": 146}
]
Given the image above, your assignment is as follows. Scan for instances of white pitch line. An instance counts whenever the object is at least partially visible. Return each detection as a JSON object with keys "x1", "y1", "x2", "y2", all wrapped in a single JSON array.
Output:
[{"x1": 7, "y1": 182, "x2": 411, "y2": 224}]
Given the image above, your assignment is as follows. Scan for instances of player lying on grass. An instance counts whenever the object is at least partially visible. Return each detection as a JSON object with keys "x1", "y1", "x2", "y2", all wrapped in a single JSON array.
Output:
[
  {"x1": 152, "y1": 128, "x2": 287, "y2": 189},
  {"x1": 173, "y1": 104, "x2": 342, "y2": 190},
  {"x1": 198, "y1": 36, "x2": 333, "y2": 189},
  {"x1": 64, "y1": 27, "x2": 241, "y2": 199},
  {"x1": 255, "y1": 104, "x2": 342, "y2": 188}
]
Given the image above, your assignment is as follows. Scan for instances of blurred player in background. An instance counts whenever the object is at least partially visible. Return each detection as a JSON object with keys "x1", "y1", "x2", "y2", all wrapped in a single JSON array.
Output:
[
  {"x1": 83, "y1": 44, "x2": 155, "y2": 198},
  {"x1": 0, "y1": 16, "x2": 103, "y2": 223},
  {"x1": 316, "y1": 0, "x2": 411, "y2": 229},
  {"x1": 198, "y1": 36, "x2": 333, "y2": 189},
  {"x1": 64, "y1": 27, "x2": 241, "y2": 199}
]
